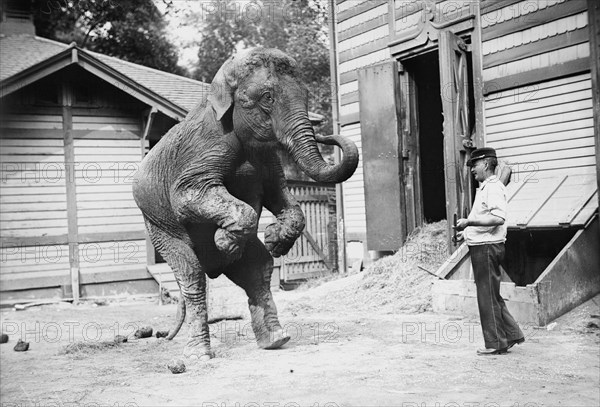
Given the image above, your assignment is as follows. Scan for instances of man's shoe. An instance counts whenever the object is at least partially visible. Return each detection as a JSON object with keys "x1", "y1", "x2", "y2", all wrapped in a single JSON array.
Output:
[
  {"x1": 507, "y1": 337, "x2": 525, "y2": 350},
  {"x1": 477, "y1": 347, "x2": 508, "y2": 356}
]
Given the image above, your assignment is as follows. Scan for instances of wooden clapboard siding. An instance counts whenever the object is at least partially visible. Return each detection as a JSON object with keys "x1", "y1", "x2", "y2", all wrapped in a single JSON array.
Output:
[
  {"x1": 0, "y1": 110, "x2": 72, "y2": 292},
  {"x1": 336, "y1": 0, "x2": 392, "y2": 118},
  {"x1": 339, "y1": 47, "x2": 391, "y2": 124},
  {"x1": 483, "y1": 43, "x2": 589, "y2": 82},
  {"x1": 1, "y1": 243, "x2": 70, "y2": 270},
  {"x1": 77, "y1": 239, "x2": 148, "y2": 283},
  {"x1": 481, "y1": 1, "x2": 597, "y2": 186},
  {"x1": 482, "y1": 12, "x2": 588, "y2": 58},
  {"x1": 338, "y1": 0, "x2": 386, "y2": 22},
  {"x1": 481, "y1": 0, "x2": 586, "y2": 39},
  {"x1": 339, "y1": 49, "x2": 391, "y2": 77},
  {"x1": 0, "y1": 114, "x2": 69, "y2": 242},
  {"x1": 73, "y1": 114, "x2": 145, "y2": 237},
  {"x1": 485, "y1": 73, "x2": 596, "y2": 179},
  {"x1": 0, "y1": 114, "x2": 63, "y2": 129},
  {"x1": 71, "y1": 113, "x2": 149, "y2": 287},
  {"x1": 481, "y1": 0, "x2": 591, "y2": 91},
  {"x1": 338, "y1": 4, "x2": 388, "y2": 42},
  {"x1": 339, "y1": 124, "x2": 366, "y2": 239}
]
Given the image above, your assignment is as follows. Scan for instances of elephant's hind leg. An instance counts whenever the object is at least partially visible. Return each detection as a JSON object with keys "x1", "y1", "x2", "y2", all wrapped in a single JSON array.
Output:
[
  {"x1": 144, "y1": 219, "x2": 213, "y2": 360},
  {"x1": 225, "y1": 237, "x2": 290, "y2": 350}
]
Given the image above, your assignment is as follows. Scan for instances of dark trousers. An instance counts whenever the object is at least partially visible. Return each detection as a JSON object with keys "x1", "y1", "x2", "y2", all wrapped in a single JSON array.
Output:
[{"x1": 469, "y1": 243, "x2": 524, "y2": 350}]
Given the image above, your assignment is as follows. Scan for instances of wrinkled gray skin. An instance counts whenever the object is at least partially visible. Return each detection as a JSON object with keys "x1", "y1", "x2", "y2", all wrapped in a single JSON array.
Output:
[{"x1": 133, "y1": 48, "x2": 359, "y2": 361}]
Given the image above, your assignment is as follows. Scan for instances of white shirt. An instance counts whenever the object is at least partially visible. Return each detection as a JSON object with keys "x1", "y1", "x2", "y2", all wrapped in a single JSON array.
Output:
[{"x1": 464, "y1": 175, "x2": 508, "y2": 246}]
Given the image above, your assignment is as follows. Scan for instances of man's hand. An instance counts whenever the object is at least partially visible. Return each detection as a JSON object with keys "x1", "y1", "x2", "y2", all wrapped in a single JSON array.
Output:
[{"x1": 454, "y1": 218, "x2": 469, "y2": 231}]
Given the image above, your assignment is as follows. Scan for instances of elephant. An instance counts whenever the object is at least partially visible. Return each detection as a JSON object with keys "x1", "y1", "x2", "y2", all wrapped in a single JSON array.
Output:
[{"x1": 132, "y1": 47, "x2": 359, "y2": 360}]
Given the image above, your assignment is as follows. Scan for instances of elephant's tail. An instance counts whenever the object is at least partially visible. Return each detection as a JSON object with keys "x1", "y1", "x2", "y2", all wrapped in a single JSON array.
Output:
[{"x1": 166, "y1": 295, "x2": 186, "y2": 340}]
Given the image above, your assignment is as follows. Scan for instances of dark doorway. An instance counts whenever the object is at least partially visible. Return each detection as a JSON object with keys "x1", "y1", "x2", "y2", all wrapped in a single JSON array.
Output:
[
  {"x1": 504, "y1": 229, "x2": 577, "y2": 286},
  {"x1": 405, "y1": 51, "x2": 446, "y2": 223}
]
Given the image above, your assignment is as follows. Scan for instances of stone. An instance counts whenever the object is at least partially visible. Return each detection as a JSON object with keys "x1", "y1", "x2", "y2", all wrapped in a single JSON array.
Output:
[
  {"x1": 114, "y1": 335, "x2": 128, "y2": 343},
  {"x1": 155, "y1": 330, "x2": 169, "y2": 338},
  {"x1": 14, "y1": 339, "x2": 29, "y2": 352},
  {"x1": 167, "y1": 359, "x2": 186, "y2": 374},
  {"x1": 133, "y1": 326, "x2": 153, "y2": 339}
]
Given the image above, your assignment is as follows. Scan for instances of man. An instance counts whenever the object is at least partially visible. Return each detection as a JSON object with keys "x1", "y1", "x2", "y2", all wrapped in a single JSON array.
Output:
[{"x1": 454, "y1": 147, "x2": 525, "y2": 356}]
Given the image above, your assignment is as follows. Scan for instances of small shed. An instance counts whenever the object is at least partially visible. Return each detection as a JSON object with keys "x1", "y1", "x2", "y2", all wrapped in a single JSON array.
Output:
[
  {"x1": 0, "y1": 11, "x2": 337, "y2": 306},
  {"x1": 0, "y1": 12, "x2": 205, "y2": 305}
]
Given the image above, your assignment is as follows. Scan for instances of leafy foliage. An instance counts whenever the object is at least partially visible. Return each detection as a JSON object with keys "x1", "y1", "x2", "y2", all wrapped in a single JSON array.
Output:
[
  {"x1": 33, "y1": 0, "x2": 185, "y2": 75},
  {"x1": 192, "y1": 0, "x2": 333, "y2": 134}
]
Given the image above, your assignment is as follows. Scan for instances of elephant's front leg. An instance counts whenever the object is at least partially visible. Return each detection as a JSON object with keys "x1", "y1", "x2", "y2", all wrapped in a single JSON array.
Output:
[
  {"x1": 264, "y1": 205, "x2": 305, "y2": 257},
  {"x1": 262, "y1": 161, "x2": 306, "y2": 258},
  {"x1": 175, "y1": 186, "x2": 258, "y2": 260}
]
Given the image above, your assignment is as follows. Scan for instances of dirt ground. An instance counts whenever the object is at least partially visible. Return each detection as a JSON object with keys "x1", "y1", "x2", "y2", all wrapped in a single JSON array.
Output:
[{"x1": 1, "y1": 276, "x2": 599, "y2": 407}]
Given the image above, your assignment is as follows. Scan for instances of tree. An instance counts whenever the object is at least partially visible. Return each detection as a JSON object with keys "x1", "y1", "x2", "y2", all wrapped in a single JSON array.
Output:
[
  {"x1": 33, "y1": 0, "x2": 185, "y2": 76},
  {"x1": 192, "y1": 0, "x2": 333, "y2": 134},
  {"x1": 187, "y1": 0, "x2": 255, "y2": 83}
]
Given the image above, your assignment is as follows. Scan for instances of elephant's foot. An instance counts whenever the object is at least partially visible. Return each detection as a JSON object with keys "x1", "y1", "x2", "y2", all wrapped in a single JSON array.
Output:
[
  {"x1": 256, "y1": 328, "x2": 290, "y2": 350},
  {"x1": 183, "y1": 338, "x2": 214, "y2": 361},
  {"x1": 214, "y1": 228, "x2": 244, "y2": 260},
  {"x1": 264, "y1": 223, "x2": 298, "y2": 258}
]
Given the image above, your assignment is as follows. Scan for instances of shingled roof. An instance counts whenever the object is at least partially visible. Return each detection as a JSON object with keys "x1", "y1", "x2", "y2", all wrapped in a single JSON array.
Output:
[
  {"x1": 0, "y1": 32, "x2": 325, "y2": 124},
  {"x1": 0, "y1": 33, "x2": 209, "y2": 113}
]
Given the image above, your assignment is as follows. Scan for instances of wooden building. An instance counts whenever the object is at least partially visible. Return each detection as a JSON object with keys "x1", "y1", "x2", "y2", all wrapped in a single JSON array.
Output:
[
  {"x1": 0, "y1": 11, "x2": 336, "y2": 305},
  {"x1": 330, "y1": 0, "x2": 599, "y2": 323}
]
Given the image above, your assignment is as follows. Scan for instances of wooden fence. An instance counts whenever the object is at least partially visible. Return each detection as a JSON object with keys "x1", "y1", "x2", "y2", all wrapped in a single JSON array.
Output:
[{"x1": 265, "y1": 182, "x2": 337, "y2": 282}]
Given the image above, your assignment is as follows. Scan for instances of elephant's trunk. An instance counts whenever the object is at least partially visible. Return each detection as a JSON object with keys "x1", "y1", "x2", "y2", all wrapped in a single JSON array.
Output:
[{"x1": 284, "y1": 124, "x2": 359, "y2": 184}]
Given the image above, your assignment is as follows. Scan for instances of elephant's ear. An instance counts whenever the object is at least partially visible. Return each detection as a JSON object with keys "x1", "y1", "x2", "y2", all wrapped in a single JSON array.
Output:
[{"x1": 207, "y1": 57, "x2": 236, "y2": 123}]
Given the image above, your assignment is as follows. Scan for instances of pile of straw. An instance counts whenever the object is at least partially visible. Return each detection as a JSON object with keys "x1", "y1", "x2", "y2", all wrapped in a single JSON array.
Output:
[{"x1": 354, "y1": 220, "x2": 448, "y2": 313}]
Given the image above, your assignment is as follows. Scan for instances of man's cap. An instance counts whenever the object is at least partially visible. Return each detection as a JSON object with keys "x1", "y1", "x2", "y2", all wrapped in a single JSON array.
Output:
[{"x1": 467, "y1": 147, "x2": 497, "y2": 167}]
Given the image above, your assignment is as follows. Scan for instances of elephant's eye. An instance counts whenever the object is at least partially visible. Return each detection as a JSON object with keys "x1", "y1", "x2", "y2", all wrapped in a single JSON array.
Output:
[{"x1": 262, "y1": 92, "x2": 274, "y2": 104}]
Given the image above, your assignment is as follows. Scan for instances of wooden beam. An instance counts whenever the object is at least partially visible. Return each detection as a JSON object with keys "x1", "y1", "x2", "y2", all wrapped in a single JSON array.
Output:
[
  {"x1": 0, "y1": 270, "x2": 70, "y2": 291},
  {"x1": 338, "y1": 0, "x2": 386, "y2": 23},
  {"x1": 0, "y1": 53, "x2": 73, "y2": 98},
  {"x1": 483, "y1": 27, "x2": 589, "y2": 69},
  {"x1": 139, "y1": 107, "x2": 156, "y2": 267},
  {"x1": 339, "y1": 111, "x2": 360, "y2": 126},
  {"x1": 140, "y1": 107, "x2": 157, "y2": 157},
  {"x1": 329, "y1": 0, "x2": 347, "y2": 274},
  {"x1": 79, "y1": 267, "x2": 150, "y2": 285},
  {"x1": 77, "y1": 230, "x2": 147, "y2": 243},
  {"x1": 0, "y1": 232, "x2": 146, "y2": 248},
  {"x1": 338, "y1": 37, "x2": 389, "y2": 64},
  {"x1": 339, "y1": 14, "x2": 387, "y2": 42},
  {"x1": 535, "y1": 217, "x2": 600, "y2": 324},
  {"x1": 482, "y1": 0, "x2": 588, "y2": 42},
  {"x1": 0, "y1": 235, "x2": 69, "y2": 248},
  {"x1": 472, "y1": 1, "x2": 486, "y2": 150},
  {"x1": 76, "y1": 52, "x2": 187, "y2": 121},
  {"x1": 302, "y1": 230, "x2": 334, "y2": 272},
  {"x1": 341, "y1": 92, "x2": 359, "y2": 106},
  {"x1": 480, "y1": 0, "x2": 522, "y2": 14},
  {"x1": 61, "y1": 82, "x2": 80, "y2": 304},
  {"x1": 483, "y1": 57, "x2": 590, "y2": 95},
  {"x1": 516, "y1": 175, "x2": 569, "y2": 228},
  {"x1": 340, "y1": 70, "x2": 358, "y2": 86}
]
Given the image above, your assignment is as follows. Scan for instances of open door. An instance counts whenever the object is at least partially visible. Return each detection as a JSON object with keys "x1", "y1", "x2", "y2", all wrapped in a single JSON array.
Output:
[
  {"x1": 438, "y1": 31, "x2": 475, "y2": 253},
  {"x1": 358, "y1": 60, "x2": 420, "y2": 251}
]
